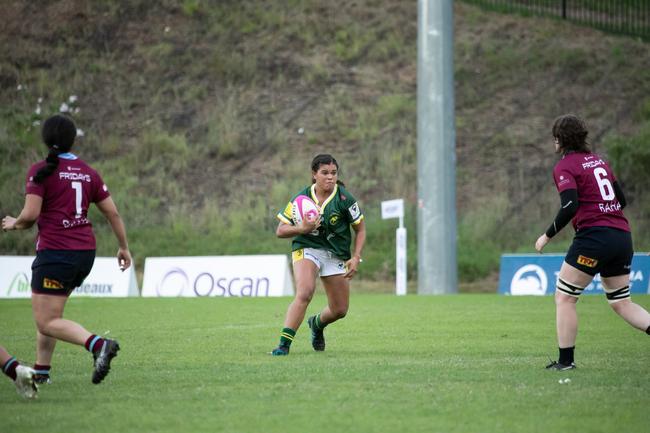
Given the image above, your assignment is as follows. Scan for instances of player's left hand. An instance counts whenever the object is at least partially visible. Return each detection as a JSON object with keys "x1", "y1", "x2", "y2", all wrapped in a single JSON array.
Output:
[
  {"x1": 1, "y1": 216, "x2": 16, "y2": 232},
  {"x1": 117, "y1": 247, "x2": 132, "y2": 271},
  {"x1": 535, "y1": 234, "x2": 549, "y2": 253},
  {"x1": 344, "y1": 256, "x2": 362, "y2": 279}
]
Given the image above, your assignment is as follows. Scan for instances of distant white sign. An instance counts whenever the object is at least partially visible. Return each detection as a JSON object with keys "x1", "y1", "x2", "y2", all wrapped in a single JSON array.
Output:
[
  {"x1": 141, "y1": 255, "x2": 294, "y2": 297},
  {"x1": 381, "y1": 199, "x2": 404, "y2": 220},
  {"x1": 0, "y1": 256, "x2": 139, "y2": 298}
]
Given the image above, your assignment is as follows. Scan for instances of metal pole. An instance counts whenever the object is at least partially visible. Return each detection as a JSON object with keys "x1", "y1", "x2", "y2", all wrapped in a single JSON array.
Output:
[{"x1": 417, "y1": 0, "x2": 457, "y2": 295}]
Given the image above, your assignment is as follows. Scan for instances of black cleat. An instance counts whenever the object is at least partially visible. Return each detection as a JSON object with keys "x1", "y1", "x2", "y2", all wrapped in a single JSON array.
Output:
[
  {"x1": 92, "y1": 339, "x2": 120, "y2": 384},
  {"x1": 307, "y1": 315, "x2": 325, "y2": 351},
  {"x1": 33, "y1": 374, "x2": 51, "y2": 385},
  {"x1": 545, "y1": 360, "x2": 576, "y2": 371},
  {"x1": 270, "y1": 346, "x2": 290, "y2": 356}
]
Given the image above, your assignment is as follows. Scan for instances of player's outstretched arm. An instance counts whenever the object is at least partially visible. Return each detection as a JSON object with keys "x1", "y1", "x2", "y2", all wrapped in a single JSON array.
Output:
[
  {"x1": 96, "y1": 196, "x2": 132, "y2": 271},
  {"x1": 1, "y1": 194, "x2": 42, "y2": 232}
]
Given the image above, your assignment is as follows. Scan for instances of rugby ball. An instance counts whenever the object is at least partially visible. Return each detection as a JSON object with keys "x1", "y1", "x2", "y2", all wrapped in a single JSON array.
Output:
[{"x1": 292, "y1": 195, "x2": 319, "y2": 224}]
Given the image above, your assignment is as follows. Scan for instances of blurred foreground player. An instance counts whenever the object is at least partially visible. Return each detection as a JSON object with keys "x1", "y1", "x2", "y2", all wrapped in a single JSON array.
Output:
[
  {"x1": 2, "y1": 114, "x2": 132, "y2": 384},
  {"x1": 1, "y1": 345, "x2": 38, "y2": 399}
]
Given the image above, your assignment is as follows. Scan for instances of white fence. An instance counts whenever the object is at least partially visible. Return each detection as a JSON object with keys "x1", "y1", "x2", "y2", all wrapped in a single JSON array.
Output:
[
  {"x1": 0, "y1": 256, "x2": 139, "y2": 298},
  {"x1": 141, "y1": 255, "x2": 294, "y2": 297}
]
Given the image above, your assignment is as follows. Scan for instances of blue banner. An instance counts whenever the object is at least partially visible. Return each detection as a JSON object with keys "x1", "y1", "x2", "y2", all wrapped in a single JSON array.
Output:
[{"x1": 498, "y1": 254, "x2": 650, "y2": 295}]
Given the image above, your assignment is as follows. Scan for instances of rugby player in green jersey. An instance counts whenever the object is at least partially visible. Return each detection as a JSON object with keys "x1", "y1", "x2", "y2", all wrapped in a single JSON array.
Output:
[{"x1": 271, "y1": 154, "x2": 366, "y2": 355}]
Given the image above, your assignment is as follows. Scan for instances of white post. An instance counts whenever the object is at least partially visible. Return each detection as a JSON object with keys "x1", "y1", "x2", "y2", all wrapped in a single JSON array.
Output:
[
  {"x1": 381, "y1": 199, "x2": 407, "y2": 296},
  {"x1": 396, "y1": 226, "x2": 407, "y2": 296}
]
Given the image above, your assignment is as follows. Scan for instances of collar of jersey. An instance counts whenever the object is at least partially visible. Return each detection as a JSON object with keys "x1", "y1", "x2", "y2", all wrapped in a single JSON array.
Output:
[
  {"x1": 58, "y1": 153, "x2": 77, "y2": 160},
  {"x1": 310, "y1": 183, "x2": 338, "y2": 211}
]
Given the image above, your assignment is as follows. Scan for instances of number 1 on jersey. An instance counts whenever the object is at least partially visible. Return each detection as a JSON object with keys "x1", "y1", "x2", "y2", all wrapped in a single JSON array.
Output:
[
  {"x1": 593, "y1": 167, "x2": 615, "y2": 201},
  {"x1": 71, "y1": 181, "x2": 82, "y2": 218}
]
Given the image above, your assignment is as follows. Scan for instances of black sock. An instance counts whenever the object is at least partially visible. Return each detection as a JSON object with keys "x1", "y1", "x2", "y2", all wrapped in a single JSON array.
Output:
[
  {"x1": 558, "y1": 346, "x2": 575, "y2": 365},
  {"x1": 646, "y1": 325, "x2": 650, "y2": 335}
]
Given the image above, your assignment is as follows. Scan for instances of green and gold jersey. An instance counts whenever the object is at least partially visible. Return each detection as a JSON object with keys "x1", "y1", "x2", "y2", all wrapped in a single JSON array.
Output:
[{"x1": 277, "y1": 184, "x2": 364, "y2": 260}]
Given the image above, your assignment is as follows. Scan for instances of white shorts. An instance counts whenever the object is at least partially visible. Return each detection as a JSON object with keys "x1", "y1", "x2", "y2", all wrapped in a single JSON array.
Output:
[{"x1": 292, "y1": 248, "x2": 346, "y2": 277}]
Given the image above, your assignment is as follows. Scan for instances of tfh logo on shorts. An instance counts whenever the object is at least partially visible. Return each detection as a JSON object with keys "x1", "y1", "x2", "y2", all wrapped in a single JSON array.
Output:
[
  {"x1": 577, "y1": 255, "x2": 598, "y2": 268},
  {"x1": 43, "y1": 278, "x2": 64, "y2": 289}
]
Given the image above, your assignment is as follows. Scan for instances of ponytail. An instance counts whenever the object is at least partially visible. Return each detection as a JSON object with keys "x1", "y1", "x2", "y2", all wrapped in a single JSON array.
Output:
[
  {"x1": 33, "y1": 114, "x2": 77, "y2": 184},
  {"x1": 33, "y1": 146, "x2": 63, "y2": 184}
]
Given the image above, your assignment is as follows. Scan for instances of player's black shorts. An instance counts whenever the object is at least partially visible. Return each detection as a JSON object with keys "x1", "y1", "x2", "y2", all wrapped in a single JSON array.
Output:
[
  {"x1": 565, "y1": 227, "x2": 633, "y2": 277},
  {"x1": 31, "y1": 250, "x2": 96, "y2": 296}
]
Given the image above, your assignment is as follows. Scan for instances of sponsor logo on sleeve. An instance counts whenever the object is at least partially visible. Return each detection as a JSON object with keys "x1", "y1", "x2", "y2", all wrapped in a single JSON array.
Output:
[
  {"x1": 348, "y1": 202, "x2": 361, "y2": 220},
  {"x1": 577, "y1": 255, "x2": 598, "y2": 268}
]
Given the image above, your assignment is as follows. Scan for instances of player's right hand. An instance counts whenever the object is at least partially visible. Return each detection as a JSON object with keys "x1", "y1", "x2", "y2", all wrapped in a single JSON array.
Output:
[{"x1": 298, "y1": 216, "x2": 320, "y2": 234}]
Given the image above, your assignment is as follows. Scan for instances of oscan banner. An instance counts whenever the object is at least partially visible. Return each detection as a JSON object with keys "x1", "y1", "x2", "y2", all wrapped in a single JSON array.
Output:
[
  {"x1": 0, "y1": 256, "x2": 139, "y2": 299},
  {"x1": 141, "y1": 255, "x2": 294, "y2": 297},
  {"x1": 498, "y1": 254, "x2": 650, "y2": 296}
]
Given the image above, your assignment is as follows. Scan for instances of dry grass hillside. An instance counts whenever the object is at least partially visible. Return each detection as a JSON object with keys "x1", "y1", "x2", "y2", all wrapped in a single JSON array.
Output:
[{"x1": 1, "y1": 0, "x2": 649, "y2": 288}]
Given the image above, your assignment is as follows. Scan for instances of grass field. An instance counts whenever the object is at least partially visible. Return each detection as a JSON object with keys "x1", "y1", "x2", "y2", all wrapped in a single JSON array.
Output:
[{"x1": 1, "y1": 294, "x2": 649, "y2": 433}]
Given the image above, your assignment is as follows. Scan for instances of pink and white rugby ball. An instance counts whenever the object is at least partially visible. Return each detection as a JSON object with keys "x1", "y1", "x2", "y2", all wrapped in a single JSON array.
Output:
[{"x1": 292, "y1": 195, "x2": 319, "y2": 224}]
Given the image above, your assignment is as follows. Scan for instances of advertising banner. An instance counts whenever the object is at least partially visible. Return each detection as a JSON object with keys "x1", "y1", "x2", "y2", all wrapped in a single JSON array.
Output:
[
  {"x1": 0, "y1": 256, "x2": 139, "y2": 298},
  {"x1": 499, "y1": 253, "x2": 650, "y2": 296},
  {"x1": 141, "y1": 255, "x2": 294, "y2": 297}
]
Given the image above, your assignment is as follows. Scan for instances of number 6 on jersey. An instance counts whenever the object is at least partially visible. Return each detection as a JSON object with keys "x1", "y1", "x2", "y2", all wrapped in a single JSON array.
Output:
[{"x1": 593, "y1": 167, "x2": 614, "y2": 201}]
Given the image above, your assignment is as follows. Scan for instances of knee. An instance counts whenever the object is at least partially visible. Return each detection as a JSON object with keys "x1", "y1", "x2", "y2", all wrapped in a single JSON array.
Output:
[
  {"x1": 33, "y1": 311, "x2": 59, "y2": 335},
  {"x1": 609, "y1": 299, "x2": 629, "y2": 314},
  {"x1": 35, "y1": 317, "x2": 52, "y2": 335},
  {"x1": 295, "y1": 290, "x2": 314, "y2": 305},
  {"x1": 554, "y1": 291, "x2": 578, "y2": 307},
  {"x1": 555, "y1": 279, "x2": 583, "y2": 305}
]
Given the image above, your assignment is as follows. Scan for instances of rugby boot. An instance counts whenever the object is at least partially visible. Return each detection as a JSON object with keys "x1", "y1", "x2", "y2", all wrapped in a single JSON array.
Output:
[
  {"x1": 271, "y1": 346, "x2": 290, "y2": 356},
  {"x1": 33, "y1": 373, "x2": 51, "y2": 385},
  {"x1": 307, "y1": 315, "x2": 325, "y2": 351},
  {"x1": 545, "y1": 360, "x2": 576, "y2": 371},
  {"x1": 92, "y1": 339, "x2": 120, "y2": 384},
  {"x1": 14, "y1": 365, "x2": 38, "y2": 399}
]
